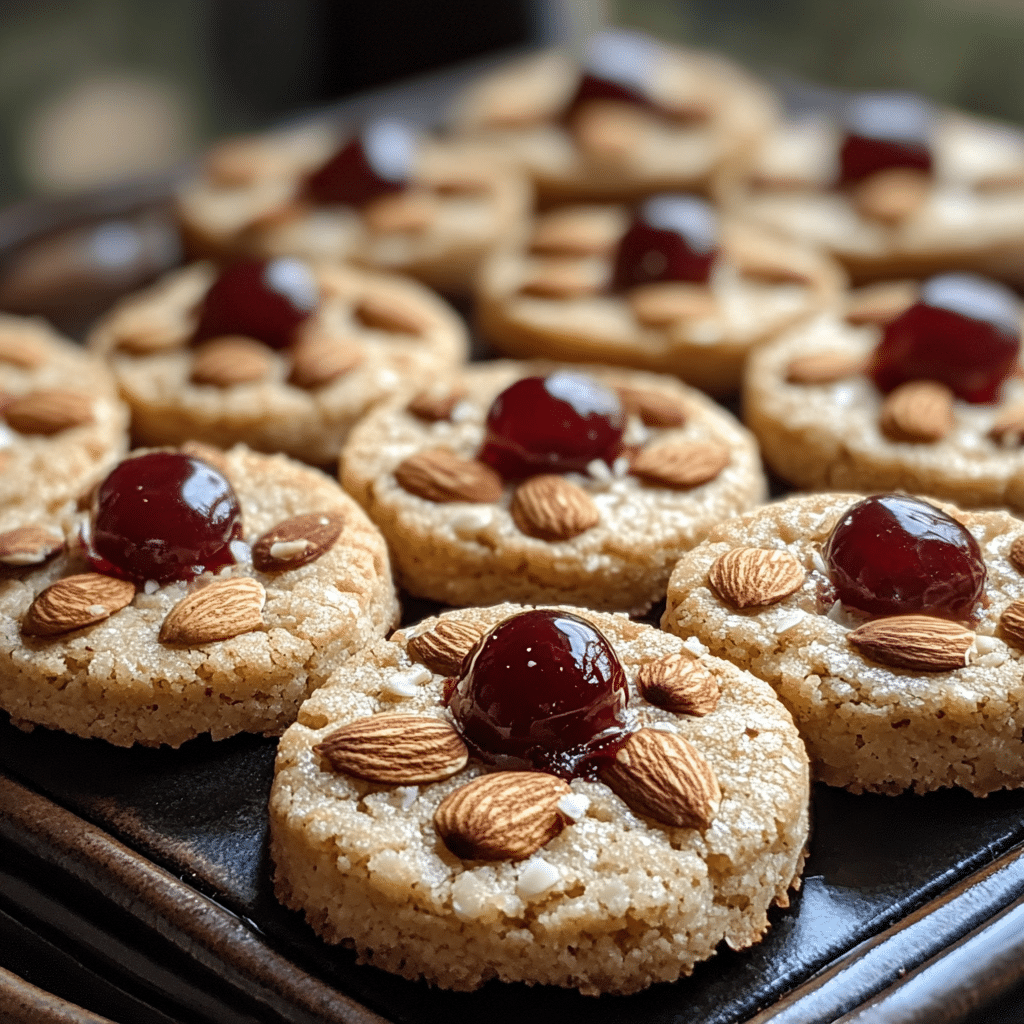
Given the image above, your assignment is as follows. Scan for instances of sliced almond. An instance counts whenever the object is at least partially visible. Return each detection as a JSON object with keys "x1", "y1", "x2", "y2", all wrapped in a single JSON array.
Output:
[
  {"x1": 853, "y1": 168, "x2": 932, "y2": 224},
  {"x1": 289, "y1": 332, "x2": 363, "y2": 389},
  {"x1": 571, "y1": 101, "x2": 647, "y2": 162},
  {"x1": 362, "y1": 190, "x2": 439, "y2": 234},
  {"x1": 1009, "y1": 535, "x2": 1024, "y2": 575},
  {"x1": 989, "y1": 404, "x2": 1024, "y2": 446},
  {"x1": 355, "y1": 293, "x2": 430, "y2": 336},
  {"x1": 616, "y1": 385, "x2": 686, "y2": 427},
  {"x1": 600, "y1": 729, "x2": 721, "y2": 829},
  {"x1": 0, "y1": 526, "x2": 64, "y2": 567},
  {"x1": 252, "y1": 511, "x2": 344, "y2": 572},
  {"x1": 23, "y1": 573, "x2": 135, "y2": 637},
  {"x1": 879, "y1": 380, "x2": 954, "y2": 443},
  {"x1": 434, "y1": 771, "x2": 571, "y2": 861},
  {"x1": 999, "y1": 600, "x2": 1024, "y2": 650},
  {"x1": 636, "y1": 653, "x2": 720, "y2": 715},
  {"x1": 190, "y1": 336, "x2": 274, "y2": 387},
  {"x1": 708, "y1": 547, "x2": 806, "y2": 609},
  {"x1": 630, "y1": 440, "x2": 729, "y2": 488},
  {"x1": 395, "y1": 448, "x2": 503, "y2": 504},
  {"x1": 511, "y1": 475, "x2": 599, "y2": 541},
  {"x1": 159, "y1": 577, "x2": 265, "y2": 645},
  {"x1": 844, "y1": 280, "x2": 919, "y2": 325},
  {"x1": 407, "y1": 618, "x2": 488, "y2": 676},
  {"x1": 0, "y1": 330, "x2": 47, "y2": 368},
  {"x1": 4, "y1": 390, "x2": 93, "y2": 435},
  {"x1": 530, "y1": 210, "x2": 617, "y2": 257},
  {"x1": 407, "y1": 387, "x2": 466, "y2": 422},
  {"x1": 315, "y1": 714, "x2": 468, "y2": 784},
  {"x1": 520, "y1": 259, "x2": 602, "y2": 299},
  {"x1": 847, "y1": 614, "x2": 974, "y2": 672},
  {"x1": 628, "y1": 282, "x2": 718, "y2": 326},
  {"x1": 785, "y1": 351, "x2": 865, "y2": 385}
]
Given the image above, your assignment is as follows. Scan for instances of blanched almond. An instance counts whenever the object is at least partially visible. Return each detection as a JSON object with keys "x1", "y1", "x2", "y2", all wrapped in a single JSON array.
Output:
[
  {"x1": 4, "y1": 390, "x2": 93, "y2": 435},
  {"x1": 847, "y1": 615, "x2": 974, "y2": 672},
  {"x1": 0, "y1": 526, "x2": 64, "y2": 566},
  {"x1": 879, "y1": 381, "x2": 954, "y2": 443},
  {"x1": 23, "y1": 573, "x2": 135, "y2": 636},
  {"x1": 252, "y1": 511, "x2": 344, "y2": 572},
  {"x1": 844, "y1": 280, "x2": 919, "y2": 325},
  {"x1": 530, "y1": 211, "x2": 617, "y2": 256},
  {"x1": 363, "y1": 191, "x2": 439, "y2": 233},
  {"x1": 637, "y1": 653, "x2": 720, "y2": 715},
  {"x1": 630, "y1": 440, "x2": 729, "y2": 488},
  {"x1": 159, "y1": 577, "x2": 265, "y2": 645},
  {"x1": 628, "y1": 282, "x2": 718, "y2": 326},
  {"x1": 395, "y1": 448, "x2": 503, "y2": 504},
  {"x1": 511, "y1": 475, "x2": 599, "y2": 541},
  {"x1": 785, "y1": 351, "x2": 865, "y2": 385},
  {"x1": 190, "y1": 336, "x2": 274, "y2": 387},
  {"x1": 708, "y1": 547, "x2": 806, "y2": 609},
  {"x1": 407, "y1": 618, "x2": 487, "y2": 675},
  {"x1": 520, "y1": 260, "x2": 602, "y2": 299},
  {"x1": 355, "y1": 293, "x2": 430, "y2": 335}
]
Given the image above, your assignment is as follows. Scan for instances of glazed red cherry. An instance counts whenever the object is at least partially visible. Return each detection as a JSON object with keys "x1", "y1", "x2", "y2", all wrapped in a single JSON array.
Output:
[
  {"x1": 563, "y1": 30, "x2": 659, "y2": 118},
  {"x1": 303, "y1": 119, "x2": 415, "y2": 206},
  {"x1": 611, "y1": 194, "x2": 718, "y2": 290},
  {"x1": 824, "y1": 494, "x2": 985, "y2": 620},
  {"x1": 869, "y1": 274, "x2": 1021, "y2": 403},
  {"x1": 447, "y1": 609, "x2": 629, "y2": 778},
  {"x1": 837, "y1": 92, "x2": 934, "y2": 186},
  {"x1": 478, "y1": 372, "x2": 625, "y2": 479},
  {"x1": 192, "y1": 258, "x2": 317, "y2": 350},
  {"x1": 87, "y1": 453, "x2": 243, "y2": 584}
]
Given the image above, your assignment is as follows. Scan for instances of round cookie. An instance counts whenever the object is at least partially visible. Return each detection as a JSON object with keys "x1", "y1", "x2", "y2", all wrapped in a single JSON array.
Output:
[
  {"x1": 662, "y1": 491, "x2": 1024, "y2": 796},
  {"x1": 476, "y1": 200, "x2": 845, "y2": 395},
  {"x1": 88, "y1": 260, "x2": 468, "y2": 465},
  {"x1": 270, "y1": 602, "x2": 810, "y2": 995},
  {"x1": 0, "y1": 444, "x2": 399, "y2": 747},
  {"x1": 0, "y1": 313, "x2": 128, "y2": 528},
  {"x1": 339, "y1": 361, "x2": 767, "y2": 612}
]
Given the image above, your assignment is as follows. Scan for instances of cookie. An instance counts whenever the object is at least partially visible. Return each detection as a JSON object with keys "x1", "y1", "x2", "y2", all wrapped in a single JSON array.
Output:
[
  {"x1": 270, "y1": 602, "x2": 809, "y2": 994},
  {"x1": 339, "y1": 361, "x2": 766, "y2": 612},
  {"x1": 662, "y1": 490, "x2": 1024, "y2": 795},
  {"x1": 450, "y1": 29, "x2": 778, "y2": 205},
  {"x1": 0, "y1": 444, "x2": 399, "y2": 747},
  {"x1": 476, "y1": 195, "x2": 845, "y2": 395},
  {"x1": 175, "y1": 119, "x2": 531, "y2": 292},
  {"x1": 88, "y1": 259, "x2": 468, "y2": 465}
]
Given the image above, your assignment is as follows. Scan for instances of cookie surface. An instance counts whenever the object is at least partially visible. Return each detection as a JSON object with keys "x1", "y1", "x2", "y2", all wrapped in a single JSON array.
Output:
[{"x1": 270, "y1": 603, "x2": 809, "y2": 995}]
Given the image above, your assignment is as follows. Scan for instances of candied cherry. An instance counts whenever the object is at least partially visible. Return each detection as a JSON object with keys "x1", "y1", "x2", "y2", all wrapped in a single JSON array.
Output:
[
  {"x1": 478, "y1": 371, "x2": 625, "y2": 479},
  {"x1": 563, "y1": 29, "x2": 660, "y2": 118},
  {"x1": 303, "y1": 119, "x2": 415, "y2": 206},
  {"x1": 86, "y1": 452, "x2": 243, "y2": 584},
  {"x1": 611, "y1": 194, "x2": 718, "y2": 291},
  {"x1": 868, "y1": 273, "x2": 1021, "y2": 403},
  {"x1": 192, "y1": 258, "x2": 317, "y2": 350},
  {"x1": 837, "y1": 92, "x2": 934, "y2": 187},
  {"x1": 446, "y1": 609, "x2": 629, "y2": 778},
  {"x1": 823, "y1": 494, "x2": 985, "y2": 620}
]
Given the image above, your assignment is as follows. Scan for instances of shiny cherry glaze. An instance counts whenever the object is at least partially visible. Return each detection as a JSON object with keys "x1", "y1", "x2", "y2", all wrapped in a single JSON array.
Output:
[
  {"x1": 562, "y1": 29, "x2": 660, "y2": 119},
  {"x1": 446, "y1": 609, "x2": 630, "y2": 779},
  {"x1": 824, "y1": 494, "x2": 985, "y2": 620},
  {"x1": 192, "y1": 258, "x2": 317, "y2": 350},
  {"x1": 837, "y1": 92, "x2": 934, "y2": 186},
  {"x1": 87, "y1": 453, "x2": 243, "y2": 584},
  {"x1": 869, "y1": 273, "x2": 1021, "y2": 403},
  {"x1": 303, "y1": 120, "x2": 415, "y2": 205},
  {"x1": 478, "y1": 372, "x2": 625, "y2": 479},
  {"x1": 611, "y1": 194, "x2": 718, "y2": 290}
]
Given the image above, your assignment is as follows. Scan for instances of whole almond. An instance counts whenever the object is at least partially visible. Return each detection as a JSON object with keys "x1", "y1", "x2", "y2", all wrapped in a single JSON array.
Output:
[
  {"x1": 434, "y1": 771, "x2": 571, "y2": 861},
  {"x1": 616, "y1": 385, "x2": 686, "y2": 427},
  {"x1": 628, "y1": 283, "x2": 718, "y2": 326},
  {"x1": 999, "y1": 600, "x2": 1024, "y2": 650},
  {"x1": 989, "y1": 404, "x2": 1024, "y2": 446},
  {"x1": 0, "y1": 330, "x2": 47, "y2": 368},
  {"x1": 289, "y1": 332, "x2": 363, "y2": 389},
  {"x1": 430, "y1": 172, "x2": 490, "y2": 196},
  {"x1": 530, "y1": 211, "x2": 616, "y2": 256},
  {"x1": 395, "y1": 448, "x2": 503, "y2": 504},
  {"x1": 844, "y1": 280, "x2": 919, "y2": 325},
  {"x1": 355, "y1": 293, "x2": 430, "y2": 336},
  {"x1": 511, "y1": 475, "x2": 599, "y2": 541},
  {"x1": 1009, "y1": 535, "x2": 1024, "y2": 575},
  {"x1": 407, "y1": 618, "x2": 488, "y2": 675},
  {"x1": 205, "y1": 136, "x2": 274, "y2": 186},
  {"x1": 847, "y1": 615, "x2": 974, "y2": 672},
  {"x1": 727, "y1": 229, "x2": 813, "y2": 285},
  {"x1": 159, "y1": 577, "x2": 265, "y2": 645},
  {"x1": 407, "y1": 387, "x2": 466, "y2": 422},
  {"x1": 315, "y1": 714, "x2": 468, "y2": 784},
  {"x1": 191, "y1": 336, "x2": 274, "y2": 387},
  {"x1": 636, "y1": 653, "x2": 720, "y2": 716},
  {"x1": 879, "y1": 381, "x2": 954, "y2": 443},
  {"x1": 0, "y1": 526, "x2": 64, "y2": 567},
  {"x1": 23, "y1": 573, "x2": 135, "y2": 637},
  {"x1": 786, "y1": 351, "x2": 865, "y2": 385},
  {"x1": 708, "y1": 547, "x2": 805, "y2": 609},
  {"x1": 113, "y1": 310, "x2": 190, "y2": 354},
  {"x1": 252, "y1": 511, "x2": 344, "y2": 572},
  {"x1": 600, "y1": 729, "x2": 721, "y2": 830},
  {"x1": 630, "y1": 440, "x2": 730, "y2": 489},
  {"x1": 520, "y1": 260, "x2": 602, "y2": 299},
  {"x1": 853, "y1": 168, "x2": 931, "y2": 223},
  {"x1": 571, "y1": 101, "x2": 646, "y2": 161},
  {"x1": 5, "y1": 390, "x2": 93, "y2": 435},
  {"x1": 363, "y1": 191, "x2": 439, "y2": 234}
]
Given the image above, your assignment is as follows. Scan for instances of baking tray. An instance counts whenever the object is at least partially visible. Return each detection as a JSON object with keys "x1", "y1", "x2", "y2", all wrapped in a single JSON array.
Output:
[{"x1": 2, "y1": 52, "x2": 1024, "y2": 1024}]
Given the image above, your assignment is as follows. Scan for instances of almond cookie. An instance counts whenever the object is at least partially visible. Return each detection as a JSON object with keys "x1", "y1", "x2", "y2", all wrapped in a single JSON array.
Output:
[
  {"x1": 340, "y1": 361, "x2": 766, "y2": 612},
  {"x1": 743, "y1": 273, "x2": 1024, "y2": 509},
  {"x1": 477, "y1": 194, "x2": 845, "y2": 394},
  {"x1": 0, "y1": 445, "x2": 399, "y2": 747},
  {"x1": 88, "y1": 258, "x2": 467, "y2": 465},
  {"x1": 449, "y1": 29, "x2": 779, "y2": 205},
  {"x1": 662, "y1": 490, "x2": 1024, "y2": 795},
  {"x1": 270, "y1": 602, "x2": 809, "y2": 994},
  {"x1": 0, "y1": 313, "x2": 128, "y2": 528},
  {"x1": 175, "y1": 118, "x2": 531, "y2": 292}
]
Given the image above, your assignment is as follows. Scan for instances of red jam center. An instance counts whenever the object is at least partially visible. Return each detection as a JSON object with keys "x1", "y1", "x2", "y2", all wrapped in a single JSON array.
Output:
[
  {"x1": 87, "y1": 453, "x2": 243, "y2": 584},
  {"x1": 303, "y1": 119, "x2": 415, "y2": 206},
  {"x1": 611, "y1": 194, "x2": 718, "y2": 290},
  {"x1": 446, "y1": 609, "x2": 629, "y2": 779},
  {"x1": 837, "y1": 92, "x2": 934, "y2": 186},
  {"x1": 563, "y1": 29, "x2": 660, "y2": 119},
  {"x1": 824, "y1": 494, "x2": 985, "y2": 620},
  {"x1": 478, "y1": 372, "x2": 625, "y2": 480},
  {"x1": 869, "y1": 273, "x2": 1021, "y2": 403},
  {"x1": 192, "y1": 258, "x2": 317, "y2": 350}
]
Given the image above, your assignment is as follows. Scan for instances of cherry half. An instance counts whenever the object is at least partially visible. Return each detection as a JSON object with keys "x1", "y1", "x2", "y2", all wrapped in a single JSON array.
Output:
[
  {"x1": 87, "y1": 452, "x2": 244, "y2": 584},
  {"x1": 192, "y1": 258, "x2": 318, "y2": 350},
  {"x1": 868, "y1": 274, "x2": 1021, "y2": 403},
  {"x1": 824, "y1": 494, "x2": 985, "y2": 620},
  {"x1": 611, "y1": 194, "x2": 718, "y2": 290},
  {"x1": 563, "y1": 29, "x2": 660, "y2": 119},
  {"x1": 478, "y1": 372, "x2": 625, "y2": 480},
  {"x1": 446, "y1": 609, "x2": 630, "y2": 778},
  {"x1": 837, "y1": 92, "x2": 934, "y2": 187}
]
